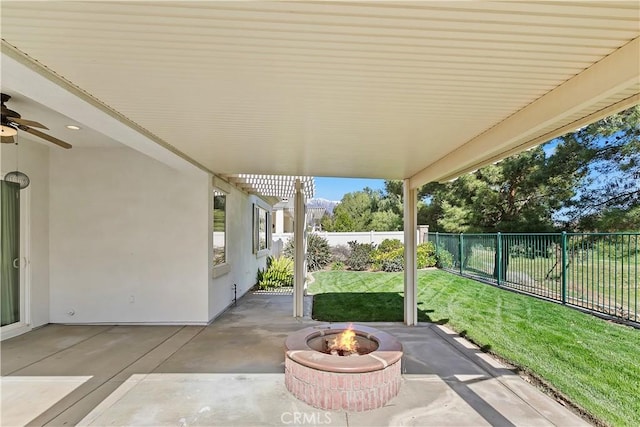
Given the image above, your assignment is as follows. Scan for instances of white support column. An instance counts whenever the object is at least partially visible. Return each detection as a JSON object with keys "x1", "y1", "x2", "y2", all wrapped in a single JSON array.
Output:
[
  {"x1": 275, "y1": 209, "x2": 285, "y2": 234},
  {"x1": 418, "y1": 225, "x2": 429, "y2": 243},
  {"x1": 293, "y1": 179, "x2": 306, "y2": 317},
  {"x1": 403, "y1": 179, "x2": 418, "y2": 326}
]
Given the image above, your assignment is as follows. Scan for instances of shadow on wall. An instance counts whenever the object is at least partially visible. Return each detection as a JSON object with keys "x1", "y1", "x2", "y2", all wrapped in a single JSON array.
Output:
[{"x1": 311, "y1": 292, "x2": 448, "y2": 324}]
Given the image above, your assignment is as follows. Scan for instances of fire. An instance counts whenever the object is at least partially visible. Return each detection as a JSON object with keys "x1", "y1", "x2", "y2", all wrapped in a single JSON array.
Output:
[{"x1": 328, "y1": 325, "x2": 360, "y2": 356}]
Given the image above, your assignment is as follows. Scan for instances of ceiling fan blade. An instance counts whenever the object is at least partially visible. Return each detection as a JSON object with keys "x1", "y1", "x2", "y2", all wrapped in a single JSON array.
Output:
[
  {"x1": 10, "y1": 117, "x2": 49, "y2": 129},
  {"x1": 1, "y1": 135, "x2": 15, "y2": 144},
  {"x1": 20, "y1": 126, "x2": 72, "y2": 149}
]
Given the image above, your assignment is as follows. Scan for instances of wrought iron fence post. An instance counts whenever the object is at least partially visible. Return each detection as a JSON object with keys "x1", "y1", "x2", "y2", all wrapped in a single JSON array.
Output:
[
  {"x1": 496, "y1": 232, "x2": 502, "y2": 286},
  {"x1": 435, "y1": 232, "x2": 440, "y2": 259},
  {"x1": 459, "y1": 233, "x2": 464, "y2": 275},
  {"x1": 561, "y1": 231, "x2": 567, "y2": 305}
]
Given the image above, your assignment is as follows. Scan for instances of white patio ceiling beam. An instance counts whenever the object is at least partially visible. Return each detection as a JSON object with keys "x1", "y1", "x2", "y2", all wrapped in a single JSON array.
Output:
[{"x1": 409, "y1": 37, "x2": 640, "y2": 188}]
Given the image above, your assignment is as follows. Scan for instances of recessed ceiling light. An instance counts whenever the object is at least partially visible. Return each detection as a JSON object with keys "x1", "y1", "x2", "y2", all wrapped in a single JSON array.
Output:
[{"x1": 66, "y1": 125, "x2": 81, "y2": 130}]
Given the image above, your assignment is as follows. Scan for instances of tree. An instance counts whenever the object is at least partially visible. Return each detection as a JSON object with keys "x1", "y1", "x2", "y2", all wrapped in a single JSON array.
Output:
[
  {"x1": 370, "y1": 210, "x2": 402, "y2": 231},
  {"x1": 579, "y1": 205, "x2": 640, "y2": 232},
  {"x1": 554, "y1": 106, "x2": 640, "y2": 229},
  {"x1": 329, "y1": 191, "x2": 372, "y2": 231},
  {"x1": 419, "y1": 146, "x2": 578, "y2": 233},
  {"x1": 417, "y1": 106, "x2": 640, "y2": 233},
  {"x1": 319, "y1": 212, "x2": 335, "y2": 232}
]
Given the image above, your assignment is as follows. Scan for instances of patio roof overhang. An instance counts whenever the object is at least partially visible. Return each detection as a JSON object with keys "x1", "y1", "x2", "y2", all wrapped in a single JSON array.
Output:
[{"x1": 1, "y1": 1, "x2": 638, "y2": 187}]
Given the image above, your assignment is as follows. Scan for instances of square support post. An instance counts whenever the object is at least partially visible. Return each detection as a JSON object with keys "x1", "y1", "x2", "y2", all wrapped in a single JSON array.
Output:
[
  {"x1": 403, "y1": 179, "x2": 418, "y2": 326},
  {"x1": 293, "y1": 179, "x2": 306, "y2": 317}
]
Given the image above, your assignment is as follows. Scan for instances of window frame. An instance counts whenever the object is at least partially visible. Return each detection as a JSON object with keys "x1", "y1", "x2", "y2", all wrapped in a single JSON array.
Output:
[
  {"x1": 212, "y1": 188, "x2": 228, "y2": 275},
  {"x1": 253, "y1": 203, "x2": 271, "y2": 256}
]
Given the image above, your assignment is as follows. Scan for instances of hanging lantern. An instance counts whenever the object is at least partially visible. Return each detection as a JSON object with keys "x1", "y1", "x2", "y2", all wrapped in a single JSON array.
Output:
[
  {"x1": 3, "y1": 171, "x2": 30, "y2": 189},
  {"x1": 3, "y1": 132, "x2": 30, "y2": 189}
]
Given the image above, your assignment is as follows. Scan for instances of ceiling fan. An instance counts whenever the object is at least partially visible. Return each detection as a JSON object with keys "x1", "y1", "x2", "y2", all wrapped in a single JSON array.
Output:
[{"x1": 1, "y1": 93, "x2": 72, "y2": 149}]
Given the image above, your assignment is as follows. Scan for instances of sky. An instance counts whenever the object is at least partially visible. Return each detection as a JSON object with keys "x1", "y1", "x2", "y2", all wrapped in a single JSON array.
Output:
[{"x1": 313, "y1": 177, "x2": 385, "y2": 201}]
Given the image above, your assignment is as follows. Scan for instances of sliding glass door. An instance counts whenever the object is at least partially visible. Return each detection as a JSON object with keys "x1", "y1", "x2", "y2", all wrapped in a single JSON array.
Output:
[{"x1": 1, "y1": 180, "x2": 21, "y2": 327}]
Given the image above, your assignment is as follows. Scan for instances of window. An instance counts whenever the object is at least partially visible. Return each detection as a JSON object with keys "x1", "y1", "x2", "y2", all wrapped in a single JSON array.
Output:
[
  {"x1": 253, "y1": 204, "x2": 271, "y2": 253},
  {"x1": 213, "y1": 190, "x2": 226, "y2": 266}
]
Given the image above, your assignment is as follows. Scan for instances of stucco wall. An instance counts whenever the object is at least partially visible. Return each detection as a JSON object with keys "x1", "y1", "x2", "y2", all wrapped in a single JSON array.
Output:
[
  {"x1": 1, "y1": 139, "x2": 50, "y2": 328},
  {"x1": 2, "y1": 141, "x2": 272, "y2": 329},
  {"x1": 208, "y1": 183, "x2": 270, "y2": 320},
  {"x1": 49, "y1": 147, "x2": 210, "y2": 324}
]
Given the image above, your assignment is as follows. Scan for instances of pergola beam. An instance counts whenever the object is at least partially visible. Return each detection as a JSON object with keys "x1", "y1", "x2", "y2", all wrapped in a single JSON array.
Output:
[
  {"x1": 409, "y1": 37, "x2": 640, "y2": 188},
  {"x1": 224, "y1": 174, "x2": 315, "y2": 199}
]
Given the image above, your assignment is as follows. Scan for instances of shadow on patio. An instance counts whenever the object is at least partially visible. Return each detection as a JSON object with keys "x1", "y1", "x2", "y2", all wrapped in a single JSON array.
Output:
[{"x1": 1, "y1": 292, "x2": 587, "y2": 426}]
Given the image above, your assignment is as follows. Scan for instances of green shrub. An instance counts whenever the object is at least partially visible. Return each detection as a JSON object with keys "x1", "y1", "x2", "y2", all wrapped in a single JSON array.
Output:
[
  {"x1": 371, "y1": 239, "x2": 403, "y2": 271},
  {"x1": 417, "y1": 241, "x2": 437, "y2": 268},
  {"x1": 256, "y1": 256, "x2": 272, "y2": 285},
  {"x1": 306, "y1": 234, "x2": 332, "y2": 271},
  {"x1": 377, "y1": 238, "x2": 403, "y2": 253},
  {"x1": 381, "y1": 257, "x2": 404, "y2": 272},
  {"x1": 435, "y1": 245, "x2": 454, "y2": 268},
  {"x1": 346, "y1": 241, "x2": 375, "y2": 271},
  {"x1": 369, "y1": 241, "x2": 438, "y2": 271},
  {"x1": 283, "y1": 234, "x2": 332, "y2": 271},
  {"x1": 258, "y1": 256, "x2": 294, "y2": 289},
  {"x1": 331, "y1": 261, "x2": 346, "y2": 271},
  {"x1": 372, "y1": 247, "x2": 403, "y2": 271}
]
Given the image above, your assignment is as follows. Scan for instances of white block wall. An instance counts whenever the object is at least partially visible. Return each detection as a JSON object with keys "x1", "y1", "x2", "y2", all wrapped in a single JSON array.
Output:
[{"x1": 273, "y1": 231, "x2": 406, "y2": 248}]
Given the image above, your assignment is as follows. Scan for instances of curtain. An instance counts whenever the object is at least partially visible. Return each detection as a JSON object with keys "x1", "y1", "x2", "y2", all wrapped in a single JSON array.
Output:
[{"x1": 1, "y1": 180, "x2": 20, "y2": 327}]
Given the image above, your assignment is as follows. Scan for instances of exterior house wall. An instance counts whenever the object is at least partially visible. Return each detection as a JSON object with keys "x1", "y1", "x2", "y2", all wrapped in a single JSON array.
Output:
[
  {"x1": 1, "y1": 139, "x2": 50, "y2": 329},
  {"x1": 2, "y1": 141, "x2": 274, "y2": 332},
  {"x1": 208, "y1": 182, "x2": 270, "y2": 320},
  {"x1": 48, "y1": 147, "x2": 210, "y2": 324}
]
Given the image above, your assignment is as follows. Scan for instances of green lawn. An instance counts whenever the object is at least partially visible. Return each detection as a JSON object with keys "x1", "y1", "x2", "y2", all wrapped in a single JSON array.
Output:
[
  {"x1": 464, "y1": 247, "x2": 638, "y2": 320},
  {"x1": 308, "y1": 270, "x2": 640, "y2": 427}
]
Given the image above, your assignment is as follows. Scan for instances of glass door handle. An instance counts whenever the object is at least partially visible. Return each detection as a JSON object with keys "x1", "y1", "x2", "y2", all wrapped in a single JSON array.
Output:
[{"x1": 13, "y1": 258, "x2": 20, "y2": 268}]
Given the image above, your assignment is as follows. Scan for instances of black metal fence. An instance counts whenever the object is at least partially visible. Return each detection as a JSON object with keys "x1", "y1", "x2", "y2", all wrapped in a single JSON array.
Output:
[{"x1": 434, "y1": 232, "x2": 639, "y2": 324}]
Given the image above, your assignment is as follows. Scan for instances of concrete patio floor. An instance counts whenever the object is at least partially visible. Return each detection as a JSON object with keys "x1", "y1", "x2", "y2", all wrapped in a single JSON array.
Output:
[{"x1": 1, "y1": 292, "x2": 588, "y2": 426}]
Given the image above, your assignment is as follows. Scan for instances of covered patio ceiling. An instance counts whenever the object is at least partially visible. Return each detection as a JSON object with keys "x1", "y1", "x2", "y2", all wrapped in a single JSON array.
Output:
[{"x1": 1, "y1": 1, "x2": 639, "y2": 187}]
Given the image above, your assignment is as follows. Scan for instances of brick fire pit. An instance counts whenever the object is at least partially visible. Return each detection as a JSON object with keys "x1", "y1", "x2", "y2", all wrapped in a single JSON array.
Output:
[{"x1": 284, "y1": 323, "x2": 402, "y2": 412}]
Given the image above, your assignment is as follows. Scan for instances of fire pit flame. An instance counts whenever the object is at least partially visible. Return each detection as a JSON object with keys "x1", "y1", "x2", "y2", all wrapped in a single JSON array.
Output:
[{"x1": 328, "y1": 325, "x2": 360, "y2": 356}]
